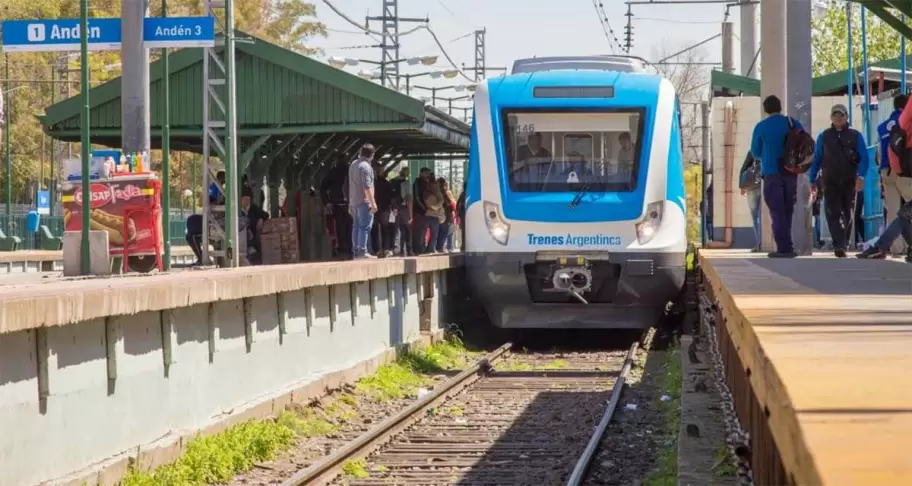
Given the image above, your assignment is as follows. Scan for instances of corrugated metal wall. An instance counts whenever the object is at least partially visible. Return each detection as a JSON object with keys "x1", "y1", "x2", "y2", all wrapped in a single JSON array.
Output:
[{"x1": 61, "y1": 53, "x2": 414, "y2": 130}]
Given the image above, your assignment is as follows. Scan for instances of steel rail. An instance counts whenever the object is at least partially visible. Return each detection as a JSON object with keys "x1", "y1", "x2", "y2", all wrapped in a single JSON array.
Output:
[
  {"x1": 565, "y1": 341, "x2": 640, "y2": 486},
  {"x1": 280, "y1": 341, "x2": 514, "y2": 486}
]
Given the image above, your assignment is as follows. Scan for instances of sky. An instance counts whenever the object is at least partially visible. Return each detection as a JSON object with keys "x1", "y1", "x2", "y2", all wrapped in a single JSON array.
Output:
[{"x1": 307, "y1": 0, "x2": 749, "y2": 104}]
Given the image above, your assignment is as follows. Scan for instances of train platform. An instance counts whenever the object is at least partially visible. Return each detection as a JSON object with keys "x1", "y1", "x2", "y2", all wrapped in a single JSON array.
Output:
[
  {"x1": 698, "y1": 249, "x2": 912, "y2": 486},
  {"x1": 0, "y1": 246, "x2": 197, "y2": 274}
]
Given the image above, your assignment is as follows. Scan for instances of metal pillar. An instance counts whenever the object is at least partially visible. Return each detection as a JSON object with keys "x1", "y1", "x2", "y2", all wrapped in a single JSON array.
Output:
[
  {"x1": 701, "y1": 101, "x2": 710, "y2": 247},
  {"x1": 161, "y1": 0, "x2": 171, "y2": 270},
  {"x1": 740, "y1": 1, "x2": 758, "y2": 78},
  {"x1": 847, "y1": 2, "x2": 854, "y2": 126},
  {"x1": 121, "y1": 0, "x2": 152, "y2": 155},
  {"x1": 786, "y1": 0, "x2": 813, "y2": 255},
  {"x1": 380, "y1": 0, "x2": 400, "y2": 89},
  {"x1": 721, "y1": 21, "x2": 734, "y2": 73},
  {"x1": 202, "y1": 0, "x2": 240, "y2": 267},
  {"x1": 758, "y1": 0, "x2": 787, "y2": 253},
  {"x1": 474, "y1": 29, "x2": 486, "y2": 82},
  {"x1": 902, "y1": 14, "x2": 907, "y2": 93},
  {"x1": 4, "y1": 55, "x2": 10, "y2": 235},
  {"x1": 79, "y1": 0, "x2": 91, "y2": 274},
  {"x1": 860, "y1": 6, "x2": 880, "y2": 241}
]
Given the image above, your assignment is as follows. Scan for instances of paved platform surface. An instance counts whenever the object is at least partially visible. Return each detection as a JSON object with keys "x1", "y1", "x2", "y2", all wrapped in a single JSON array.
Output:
[
  {"x1": 700, "y1": 250, "x2": 912, "y2": 486},
  {"x1": 0, "y1": 246, "x2": 195, "y2": 263}
]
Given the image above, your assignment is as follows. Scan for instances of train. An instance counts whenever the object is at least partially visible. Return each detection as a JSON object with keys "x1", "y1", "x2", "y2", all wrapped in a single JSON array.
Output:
[{"x1": 463, "y1": 55, "x2": 687, "y2": 329}]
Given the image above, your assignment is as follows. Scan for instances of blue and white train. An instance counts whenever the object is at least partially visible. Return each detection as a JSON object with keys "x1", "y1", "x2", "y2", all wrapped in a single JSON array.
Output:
[{"x1": 464, "y1": 56, "x2": 687, "y2": 329}]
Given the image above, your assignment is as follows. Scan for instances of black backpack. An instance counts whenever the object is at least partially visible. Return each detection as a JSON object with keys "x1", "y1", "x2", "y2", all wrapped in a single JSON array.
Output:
[
  {"x1": 782, "y1": 117, "x2": 815, "y2": 175},
  {"x1": 888, "y1": 122, "x2": 912, "y2": 177}
]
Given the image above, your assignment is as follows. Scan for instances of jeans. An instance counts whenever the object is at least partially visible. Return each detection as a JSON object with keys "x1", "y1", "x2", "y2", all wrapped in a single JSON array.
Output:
[
  {"x1": 876, "y1": 202, "x2": 912, "y2": 251},
  {"x1": 822, "y1": 181, "x2": 855, "y2": 251},
  {"x1": 351, "y1": 203, "x2": 374, "y2": 258},
  {"x1": 397, "y1": 223, "x2": 411, "y2": 256},
  {"x1": 745, "y1": 188, "x2": 762, "y2": 247},
  {"x1": 762, "y1": 173, "x2": 797, "y2": 253},
  {"x1": 437, "y1": 221, "x2": 452, "y2": 252},
  {"x1": 426, "y1": 216, "x2": 441, "y2": 254},
  {"x1": 413, "y1": 214, "x2": 428, "y2": 254}
]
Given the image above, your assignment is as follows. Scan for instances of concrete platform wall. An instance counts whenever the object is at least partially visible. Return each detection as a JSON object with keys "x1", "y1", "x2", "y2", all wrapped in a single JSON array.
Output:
[{"x1": 0, "y1": 257, "x2": 465, "y2": 486}]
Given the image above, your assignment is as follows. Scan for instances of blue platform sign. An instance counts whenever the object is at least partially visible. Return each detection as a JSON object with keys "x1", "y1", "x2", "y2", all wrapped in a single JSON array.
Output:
[
  {"x1": 1, "y1": 16, "x2": 215, "y2": 52},
  {"x1": 36, "y1": 190, "x2": 50, "y2": 215}
]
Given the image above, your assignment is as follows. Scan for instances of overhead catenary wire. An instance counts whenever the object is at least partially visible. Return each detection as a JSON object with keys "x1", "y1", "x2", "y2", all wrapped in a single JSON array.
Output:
[{"x1": 320, "y1": 0, "x2": 427, "y2": 38}]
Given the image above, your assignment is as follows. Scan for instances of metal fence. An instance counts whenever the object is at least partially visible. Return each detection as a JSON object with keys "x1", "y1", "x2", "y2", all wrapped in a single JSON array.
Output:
[{"x1": 0, "y1": 214, "x2": 189, "y2": 250}]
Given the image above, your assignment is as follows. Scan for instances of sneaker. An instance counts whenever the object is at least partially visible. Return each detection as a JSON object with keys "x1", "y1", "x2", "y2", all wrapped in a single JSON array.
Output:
[
  {"x1": 750, "y1": 245, "x2": 761, "y2": 253},
  {"x1": 834, "y1": 249, "x2": 847, "y2": 258},
  {"x1": 768, "y1": 251, "x2": 797, "y2": 258},
  {"x1": 855, "y1": 247, "x2": 887, "y2": 259}
]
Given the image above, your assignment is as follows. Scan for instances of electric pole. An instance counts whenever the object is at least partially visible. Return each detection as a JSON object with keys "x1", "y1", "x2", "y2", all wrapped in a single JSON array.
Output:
[
  {"x1": 624, "y1": 4, "x2": 634, "y2": 53},
  {"x1": 474, "y1": 29, "x2": 486, "y2": 82},
  {"x1": 365, "y1": 0, "x2": 428, "y2": 89},
  {"x1": 721, "y1": 21, "x2": 734, "y2": 73}
]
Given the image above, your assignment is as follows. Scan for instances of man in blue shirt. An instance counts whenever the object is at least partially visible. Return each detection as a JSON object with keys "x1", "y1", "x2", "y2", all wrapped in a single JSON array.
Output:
[
  {"x1": 750, "y1": 95, "x2": 801, "y2": 258},
  {"x1": 808, "y1": 103, "x2": 870, "y2": 257}
]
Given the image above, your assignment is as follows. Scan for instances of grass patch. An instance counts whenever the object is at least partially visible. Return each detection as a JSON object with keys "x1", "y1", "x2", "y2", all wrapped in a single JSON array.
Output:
[
  {"x1": 121, "y1": 419, "x2": 296, "y2": 486},
  {"x1": 712, "y1": 443, "x2": 737, "y2": 477},
  {"x1": 121, "y1": 336, "x2": 473, "y2": 485},
  {"x1": 643, "y1": 344, "x2": 683, "y2": 486},
  {"x1": 356, "y1": 335, "x2": 470, "y2": 402},
  {"x1": 342, "y1": 459, "x2": 370, "y2": 479}
]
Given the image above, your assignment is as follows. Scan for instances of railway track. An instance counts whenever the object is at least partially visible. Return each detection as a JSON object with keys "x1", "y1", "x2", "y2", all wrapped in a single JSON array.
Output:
[{"x1": 280, "y1": 341, "x2": 639, "y2": 486}]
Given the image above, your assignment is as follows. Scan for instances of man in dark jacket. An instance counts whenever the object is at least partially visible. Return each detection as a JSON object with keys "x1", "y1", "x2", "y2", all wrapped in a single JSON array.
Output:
[
  {"x1": 808, "y1": 103, "x2": 870, "y2": 257},
  {"x1": 371, "y1": 162, "x2": 396, "y2": 256},
  {"x1": 320, "y1": 155, "x2": 353, "y2": 258},
  {"x1": 412, "y1": 167, "x2": 432, "y2": 254}
]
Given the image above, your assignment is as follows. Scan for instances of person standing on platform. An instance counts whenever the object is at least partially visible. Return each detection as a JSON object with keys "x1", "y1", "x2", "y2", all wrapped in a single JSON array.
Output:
[
  {"x1": 412, "y1": 167, "x2": 432, "y2": 254},
  {"x1": 371, "y1": 162, "x2": 396, "y2": 257},
  {"x1": 738, "y1": 152, "x2": 762, "y2": 252},
  {"x1": 808, "y1": 103, "x2": 869, "y2": 258},
  {"x1": 390, "y1": 167, "x2": 413, "y2": 257},
  {"x1": 344, "y1": 144, "x2": 378, "y2": 260},
  {"x1": 880, "y1": 94, "x2": 912, "y2": 256},
  {"x1": 750, "y1": 95, "x2": 802, "y2": 258},
  {"x1": 321, "y1": 155, "x2": 353, "y2": 258}
]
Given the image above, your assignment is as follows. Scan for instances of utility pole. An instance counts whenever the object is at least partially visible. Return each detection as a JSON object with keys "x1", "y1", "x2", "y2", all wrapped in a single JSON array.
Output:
[
  {"x1": 365, "y1": 0, "x2": 428, "y2": 89},
  {"x1": 721, "y1": 21, "x2": 734, "y2": 73},
  {"x1": 202, "y1": 0, "x2": 240, "y2": 267},
  {"x1": 121, "y1": 0, "x2": 152, "y2": 161},
  {"x1": 740, "y1": 0, "x2": 758, "y2": 77},
  {"x1": 474, "y1": 29, "x2": 485, "y2": 82},
  {"x1": 759, "y1": 0, "x2": 787, "y2": 254},
  {"x1": 624, "y1": 4, "x2": 634, "y2": 53},
  {"x1": 786, "y1": 0, "x2": 813, "y2": 256}
]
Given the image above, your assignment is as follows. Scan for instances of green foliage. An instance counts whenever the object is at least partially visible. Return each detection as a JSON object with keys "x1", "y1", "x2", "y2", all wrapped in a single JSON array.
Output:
[
  {"x1": 812, "y1": 1, "x2": 905, "y2": 77},
  {"x1": 342, "y1": 459, "x2": 370, "y2": 479},
  {"x1": 0, "y1": 0, "x2": 325, "y2": 207},
  {"x1": 120, "y1": 418, "x2": 296, "y2": 486},
  {"x1": 684, "y1": 164, "x2": 702, "y2": 245},
  {"x1": 643, "y1": 346, "x2": 683, "y2": 486}
]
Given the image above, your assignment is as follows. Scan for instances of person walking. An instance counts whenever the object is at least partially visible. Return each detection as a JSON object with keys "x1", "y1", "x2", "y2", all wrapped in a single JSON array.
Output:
[
  {"x1": 856, "y1": 199, "x2": 912, "y2": 261},
  {"x1": 879, "y1": 94, "x2": 912, "y2": 256},
  {"x1": 750, "y1": 95, "x2": 805, "y2": 258},
  {"x1": 808, "y1": 103, "x2": 870, "y2": 258},
  {"x1": 738, "y1": 152, "x2": 762, "y2": 252},
  {"x1": 344, "y1": 144, "x2": 378, "y2": 259}
]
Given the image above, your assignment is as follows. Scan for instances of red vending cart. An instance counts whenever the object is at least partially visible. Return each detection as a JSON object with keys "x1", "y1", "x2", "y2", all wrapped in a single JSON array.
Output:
[{"x1": 60, "y1": 174, "x2": 164, "y2": 273}]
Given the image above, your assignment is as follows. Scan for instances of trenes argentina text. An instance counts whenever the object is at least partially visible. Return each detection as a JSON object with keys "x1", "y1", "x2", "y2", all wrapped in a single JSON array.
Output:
[{"x1": 526, "y1": 233, "x2": 623, "y2": 247}]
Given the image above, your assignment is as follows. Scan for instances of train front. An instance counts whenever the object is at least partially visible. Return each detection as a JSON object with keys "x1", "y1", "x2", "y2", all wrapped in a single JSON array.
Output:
[{"x1": 464, "y1": 71, "x2": 687, "y2": 329}]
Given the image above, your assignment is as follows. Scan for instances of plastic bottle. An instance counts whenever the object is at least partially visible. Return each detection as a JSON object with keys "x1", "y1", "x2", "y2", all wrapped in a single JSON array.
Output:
[{"x1": 136, "y1": 152, "x2": 144, "y2": 173}]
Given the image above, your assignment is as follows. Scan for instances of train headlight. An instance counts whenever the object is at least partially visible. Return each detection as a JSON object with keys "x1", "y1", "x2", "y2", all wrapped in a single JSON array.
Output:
[
  {"x1": 635, "y1": 201, "x2": 664, "y2": 245},
  {"x1": 483, "y1": 201, "x2": 510, "y2": 245}
]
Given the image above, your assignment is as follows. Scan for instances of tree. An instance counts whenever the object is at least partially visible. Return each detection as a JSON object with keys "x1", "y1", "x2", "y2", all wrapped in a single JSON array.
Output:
[
  {"x1": 0, "y1": 0, "x2": 326, "y2": 209},
  {"x1": 811, "y1": 0, "x2": 904, "y2": 77},
  {"x1": 649, "y1": 40, "x2": 710, "y2": 166}
]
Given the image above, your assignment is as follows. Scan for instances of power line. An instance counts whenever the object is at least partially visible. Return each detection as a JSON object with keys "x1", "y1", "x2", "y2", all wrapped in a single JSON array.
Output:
[
  {"x1": 320, "y1": 0, "x2": 426, "y2": 38},
  {"x1": 424, "y1": 25, "x2": 475, "y2": 82}
]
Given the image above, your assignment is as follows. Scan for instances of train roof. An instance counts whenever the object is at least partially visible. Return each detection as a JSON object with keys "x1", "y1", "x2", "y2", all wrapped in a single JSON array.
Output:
[{"x1": 510, "y1": 55, "x2": 649, "y2": 74}]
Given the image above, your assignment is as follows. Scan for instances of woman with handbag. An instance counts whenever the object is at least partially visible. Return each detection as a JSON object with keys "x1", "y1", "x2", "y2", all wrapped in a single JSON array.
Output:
[{"x1": 739, "y1": 152, "x2": 763, "y2": 252}]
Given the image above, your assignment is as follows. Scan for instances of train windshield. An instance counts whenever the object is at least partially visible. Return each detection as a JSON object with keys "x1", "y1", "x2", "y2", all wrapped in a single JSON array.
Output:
[{"x1": 502, "y1": 110, "x2": 644, "y2": 193}]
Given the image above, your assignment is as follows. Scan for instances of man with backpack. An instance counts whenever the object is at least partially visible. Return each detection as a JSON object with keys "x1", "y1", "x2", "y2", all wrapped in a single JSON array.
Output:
[
  {"x1": 880, "y1": 94, "x2": 912, "y2": 256},
  {"x1": 808, "y1": 103, "x2": 870, "y2": 258},
  {"x1": 749, "y1": 95, "x2": 811, "y2": 258}
]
